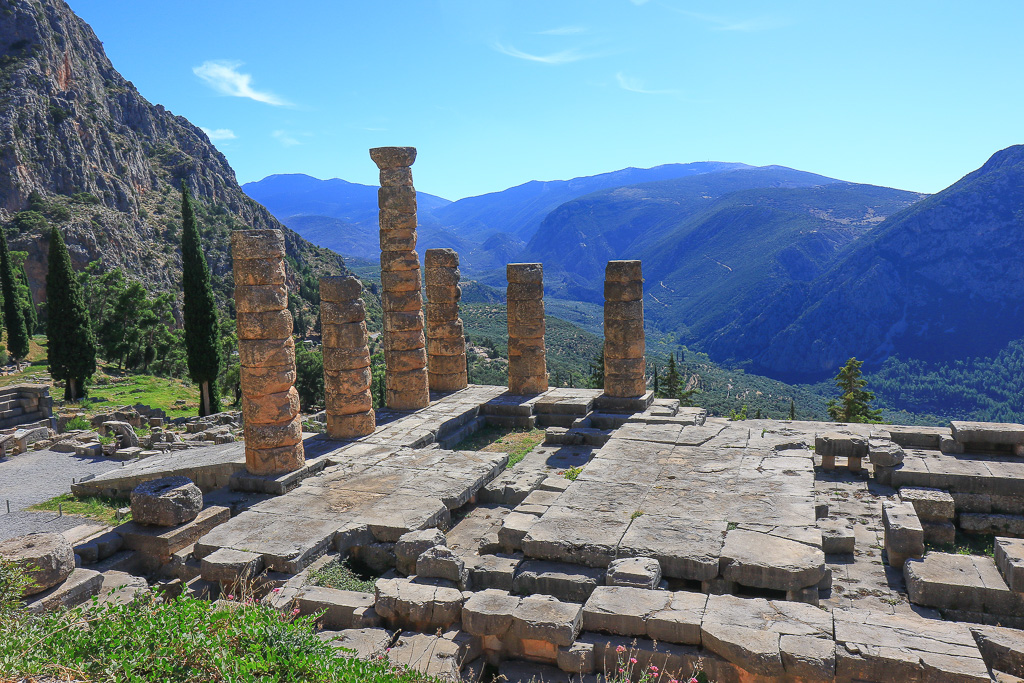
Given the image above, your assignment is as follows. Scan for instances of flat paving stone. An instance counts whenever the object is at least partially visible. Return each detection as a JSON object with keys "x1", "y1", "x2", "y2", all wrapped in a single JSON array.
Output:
[
  {"x1": 905, "y1": 552, "x2": 1024, "y2": 616},
  {"x1": 582, "y1": 585, "x2": 671, "y2": 637},
  {"x1": 700, "y1": 594, "x2": 832, "y2": 678},
  {"x1": 833, "y1": 607, "x2": 990, "y2": 682},
  {"x1": 318, "y1": 627, "x2": 393, "y2": 659},
  {"x1": 720, "y1": 529, "x2": 826, "y2": 591}
]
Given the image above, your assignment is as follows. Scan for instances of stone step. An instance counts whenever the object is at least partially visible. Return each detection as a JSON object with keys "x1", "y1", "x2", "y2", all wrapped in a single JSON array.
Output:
[
  {"x1": 905, "y1": 552, "x2": 1024, "y2": 619},
  {"x1": 995, "y1": 537, "x2": 1024, "y2": 592},
  {"x1": 543, "y1": 427, "x2": 610, "y2": 447},
  {"x1": 960, "y1": 512, "x2": 1024, "y2": 537},
  {"x1": 588, "y1": 412, "x2": 631, "y2": 430},
  {"x1": 437, "y1": 415, "x2": 485, "y2": 450},
  {"x1": 24, "y1": 568, "x2": 103, "y2": 614}
]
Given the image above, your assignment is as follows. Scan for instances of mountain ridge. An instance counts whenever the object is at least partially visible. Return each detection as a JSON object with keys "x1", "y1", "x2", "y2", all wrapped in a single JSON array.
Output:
[{"x1": 0, "y1": 0, "x2": 348, "y2": 309}]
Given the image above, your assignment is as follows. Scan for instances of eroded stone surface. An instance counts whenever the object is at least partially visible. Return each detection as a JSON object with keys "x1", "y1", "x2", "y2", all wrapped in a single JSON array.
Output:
[
  {"x1": 0, "y1": 532, "x2": 74, "y2": 595},
  {"x1": 130, "y1": 476, "x2": 202, "y2": 526}
]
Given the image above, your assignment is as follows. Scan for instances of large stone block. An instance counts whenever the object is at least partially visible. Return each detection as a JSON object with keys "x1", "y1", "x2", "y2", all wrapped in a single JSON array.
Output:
[
  {"x1": 512, "y1": 560, "x2": 604, "y2": 603},
  {"x1": 378, "y1": 186, "x2": 417, "y2": 214},
  {"x1": 507, "y1": 263, "x2": 543, "y2": 285},
  {"x1": 370, "y1": 146, "x2": 417, "y2": 170},
  {"x1": 383, "y1": 311, "x2": 425, "y2": 333},
  {"x1": 324, "y1": 387, "x2": 373, "y2": 415},
  {"x1": 234, "y1": 284, "x2": 288, "y2": 313},
  {"x1": 238, "y1": 337, "x2": 296, "y2": 368},
  {"x1": 374, "y1": 577, "x2": 462, "y2": 632},
  {"x1": 246, "y1": 441, "x2": 305, "y2": 475},
  {"x1": 606, "y1": 556, "x2": 662, "y2": 589},
  {"x1": 323, "y1": 346, "x2": 371, "y2": 372},
  {"x1": 319, "y1": 275, "x2": 363, "y2": 302},
  {"x1": 604, "y1": 280, "x2": 643, "y2": 301},
  {"x1": 130, "y1": 476, "x2": 203, "y2": 526},
  {"x1": 240, "y1": 364, "x2": 296, "y2": 397},
  {"x1": 995, "y1": 537, "x2": 1024, "y2": 592},
  {"x1": 245, "y1": 416, "x2": 303, "y2": 449},
  {"x1": 230, "y1": 229, "x2": 285, "y2": 260},
  {"x1": 325, "y1": 367, "x2": 373, "y2": 395},
  {"x1": 646, "y1": 591, "x2": 707, "y2": 645},
  {"x1": 326, "y1": 411, "x2": 375, "y2": 439},
  {"x1": 380, "y1": 269, "x2": 421, "y2": 292},
  {"x1": 900, "y1": 486, "x2": 955, "y2": 522},
  {"x1": 394, "y1": 529, "x2": 446, "y2": 576},
  {"x1": 720, "y1": 529, "x2": 826, "y2": 591},
  {"x1": 241, "y1": 388, "x2": 299, "y2": 425},
  {"x1": 511, "y1": 595, "x2": 582, "y2": 647},
  {"x1": 382, "y1": 289, "x2": 422, "y2": 313},
  {"x1": 236, "y1": 310, "x2": 293, "y2": 340},
  {"x1": 428, "y1": 354, "x2": 465, "y2": 375},
  {"x1": 0, "y1": 532, "x2": 74, "y2": 596},
  {"x1": 605, "y1": 260, "x2": 642, "y2": 282},
  {"x1": 321, "y1": 300, "x2": 366, "y2": 324},
  {"x1": 323, "y1": 322, "x2": 369, "y2": 349},
  {"x1": 462, "y1": 589, "x2": 519, "y2": 636},
  {"x1": 882, "y1": 500, "x2": 924, "y2": 568},
  {"x1": 583, "y1": 586, "x2": 671, "y2": 637},
  {"x1": 387, "y1": 348, "x2": 428, "y2": 373},
  {"x1": 232, "y1": 258, "x2": 286, "y2": 286}
]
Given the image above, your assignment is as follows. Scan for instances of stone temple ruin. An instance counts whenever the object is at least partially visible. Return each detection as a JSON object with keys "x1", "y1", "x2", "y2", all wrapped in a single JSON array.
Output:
[{"x1": 14, "y1": 147, "x2": 1024, "y2": 682}]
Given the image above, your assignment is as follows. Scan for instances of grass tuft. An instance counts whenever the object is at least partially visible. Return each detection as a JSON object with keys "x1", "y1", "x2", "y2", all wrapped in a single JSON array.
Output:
[
  {"x1": 306, "y1": 558, "x2": 376, "y2": 594},
  {"x1": 28, "y1": 493, "x2": 129, "y2": 526},
  {"x1": 453, "y1": 424, "x2": 545, "y2": 469}
]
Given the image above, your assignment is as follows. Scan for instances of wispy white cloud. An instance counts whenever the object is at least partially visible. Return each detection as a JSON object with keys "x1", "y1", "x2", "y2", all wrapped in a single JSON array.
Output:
[
  {"x1": 536, "y1": 26, "x2": 587, "y2": 35},
  {"x1": 193, "y1": 60, "x2": 290, "y2": 106},
  {"x1": 272, "y1": 130, "x2": 303, "y2": 147},
  {"x1": 615, "y1": 72, "x2": 678, "y2": 95},
  {"x1": 667, "y1": 8, "x2": 789, "y2": 32},
  {"x1": 492, "y1": 42, "x2": 595, "y2": 64},
  {"x1": 200, "y1": 127, "x2": 236, "y2": 141}
]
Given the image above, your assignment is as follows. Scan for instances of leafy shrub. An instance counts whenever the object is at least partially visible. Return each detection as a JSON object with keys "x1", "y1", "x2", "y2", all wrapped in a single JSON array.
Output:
[
  {"x1": 48, "y1": 103, "x2": 70, "y2": 125},
  {"x1": 63, "y1": 415, "x2": 91, "y2": 431},
  {"x1": 71, "y1": 191, "x2": 100, "y2": 205},
  {"x1": 307, "y1": 558, "x2": 376, "y2": 593},
  {"x1": 11, "y1": 210, "x2": 47, "y2": 234},
  {"x1": 564, "y1": 465, "x2": 583, "y2": 481},
  {"x1": 0, "y1": 589, "x2": 444, "y2": 682}
]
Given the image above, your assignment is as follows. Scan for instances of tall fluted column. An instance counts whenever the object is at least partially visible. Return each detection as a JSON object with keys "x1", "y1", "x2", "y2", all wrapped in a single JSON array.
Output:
[
  {"x1": 321, "y1": 275, "x2": 375, "y2": 438},
  {"x1": 425, "y1": 248, "x2": 468, "y2": 392},
  {"x1": 370, "y1": 146, "x2": 429, "y2": 410},
  {"x1": 231, "y1": 230, "x2": 304, "y2": 475},
  {"x1": 506, "y1": 263, "x2": 548, "y2": 395},
  {"x1": 604, "y1": 260, "x2": 646, "y2": 397}
]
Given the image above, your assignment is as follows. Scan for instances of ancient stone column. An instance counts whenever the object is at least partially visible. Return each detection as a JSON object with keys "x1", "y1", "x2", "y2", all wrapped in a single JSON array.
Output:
[
  {"x1": 321, "y1": 275, "x2": 375, "y2": 438},
  {"x1": 370, "y1": 146, "x2": 430, "y2": 410},
  {"x1": 424, "y1": 248, "x2": 468, "y2": 392},
  {"x1": 231, "y1": 229, "x2": 304, "y2": 475},
  {"x1": 604, "y1": 260, "x2": 646, "y2": 397},
  {"x1": 506, "y1": 263, "x2": 548, "y2": 395}
]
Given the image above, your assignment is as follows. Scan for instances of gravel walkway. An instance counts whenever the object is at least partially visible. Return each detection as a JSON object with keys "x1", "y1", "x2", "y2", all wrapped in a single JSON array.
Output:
[{"x1": 0, "y1": 449, "x2": 123, "y2": 512}]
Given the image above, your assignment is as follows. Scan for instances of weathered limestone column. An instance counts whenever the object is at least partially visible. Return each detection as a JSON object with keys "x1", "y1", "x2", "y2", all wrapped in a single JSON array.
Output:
[
  {"x1": 370, "y1": 146, "x2": 429, "y2": 410},
  {"x1": 425, "y1": 248, "x2": 468, "y2": 392},
  {"x1": 321, "y1": 275, "x2": 375, "y2": 438},
  {"x1": 604, "y1": 260, "x2": 646, "y2": 397},
  {"x1": 506, "y1": 263, "x2": 548, "y2": 395},
  {"x1": 231, "y1": 229, "x2": 304, "y2": 475}
]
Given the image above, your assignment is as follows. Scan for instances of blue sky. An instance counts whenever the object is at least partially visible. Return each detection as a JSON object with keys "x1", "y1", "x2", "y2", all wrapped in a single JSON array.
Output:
[{"x1": 71, "y1": 0, "x2": 1023, "y2": 201}]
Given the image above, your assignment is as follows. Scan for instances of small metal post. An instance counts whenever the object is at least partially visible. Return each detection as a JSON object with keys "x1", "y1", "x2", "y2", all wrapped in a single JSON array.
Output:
[
  {"x1": 6, "y1": 500, "x2": 9, "y2": 514},
  {"x1": 58, "y1": 503, "x2": 62, "y2": 516}
]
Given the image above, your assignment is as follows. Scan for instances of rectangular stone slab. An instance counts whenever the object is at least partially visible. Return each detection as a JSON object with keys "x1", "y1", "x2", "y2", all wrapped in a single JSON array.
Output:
[
  {"x1": 617, "y1": 515, "x2": 726, "y2": 581},
  {"x1": 521, "y1": 507, "x2": 632, "y2": 568}
]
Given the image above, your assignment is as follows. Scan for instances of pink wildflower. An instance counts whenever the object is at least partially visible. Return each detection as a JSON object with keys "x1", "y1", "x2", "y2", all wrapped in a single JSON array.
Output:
[
  {"x1": 291, "y1": 607, "x2": 300, "y2": 616},
  {"x1": 226, "y1": 594, "x2": 234, "y2": 600},
  {"x1": 630, "y1": 657, "x2": 638, "y2": 664},
  {"x1": 618, "y1": 668, "x2": 625, "y2": 674},
  {"x1": 616, "y1": 644, "x2": 627, "y2": 653},
  {"x1": 690, "y1": 678, "x2": 699, "y2": 683},
  {"x1": 272, "y1": 587, "x2": 281, "y2": 593},
  {"x1": 650, "y1": 665, "x2": 659, "y2": 672}
]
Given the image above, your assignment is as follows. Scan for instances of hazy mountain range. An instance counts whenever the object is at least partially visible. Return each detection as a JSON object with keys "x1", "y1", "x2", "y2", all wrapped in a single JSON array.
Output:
[{"x1": 247, "y1": 145, "x2": 1024, "y2": 388}]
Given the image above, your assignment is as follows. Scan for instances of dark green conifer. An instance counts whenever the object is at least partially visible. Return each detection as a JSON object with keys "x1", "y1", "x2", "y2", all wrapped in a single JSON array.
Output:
[
  {"x1": 0, "y1": 228, "x2": 29, "y2": 360},
  {"x1": 181, "y1": 182, "x2": 221, "y2": 416},
  {"x1": 46, "y1": 227, "x2": 95, "y2": 400}
]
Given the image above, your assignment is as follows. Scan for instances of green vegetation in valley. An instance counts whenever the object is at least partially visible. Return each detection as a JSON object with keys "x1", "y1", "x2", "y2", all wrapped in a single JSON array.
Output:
[
  {"x1": 28, "y1": 493, "x2": 129, "y2": 526},
  {"x1": 84, "y1": 373, "x2": 199, "y2": 419}
]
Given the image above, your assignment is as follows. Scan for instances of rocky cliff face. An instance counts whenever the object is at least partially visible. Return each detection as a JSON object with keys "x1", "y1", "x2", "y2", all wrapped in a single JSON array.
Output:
[{"x1": 0, "y1": 0, "x2": 347, "y2": 306}]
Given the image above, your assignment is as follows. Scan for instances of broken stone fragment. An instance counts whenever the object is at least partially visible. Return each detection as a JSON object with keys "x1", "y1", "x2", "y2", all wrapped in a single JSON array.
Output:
[
  {"x1": 130, "y1": 475, "x2": 203, "y2": 527},
  {"x1": 370, "y1": 146, "x2": 417, "y2": 170},
  {"x1": 0, "y1": 532, "x2": 74, "y2": 596}
]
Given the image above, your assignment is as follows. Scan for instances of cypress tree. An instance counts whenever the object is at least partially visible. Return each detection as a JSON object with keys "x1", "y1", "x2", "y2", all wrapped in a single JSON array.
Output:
[
  {"x1": 0, "y1": 228, "x2": 29, "y2": 361},
  {"x1": 789, "y1": 399, "x2": 796, "y2": 420},
  {"x1": 46, "y1": 227, "x2": 95, "y2": 400},
  {"x1": 181, "y1": 182, "x2": 222, "y2": 416},
  {"x1": 18, "y1": 262, "x2": 37, "y2": 335}
]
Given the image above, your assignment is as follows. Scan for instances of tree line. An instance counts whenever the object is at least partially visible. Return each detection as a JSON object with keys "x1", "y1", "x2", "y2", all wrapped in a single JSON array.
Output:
[{"x1": 6, "y1": 184, "x2": 225, "y2": 415}]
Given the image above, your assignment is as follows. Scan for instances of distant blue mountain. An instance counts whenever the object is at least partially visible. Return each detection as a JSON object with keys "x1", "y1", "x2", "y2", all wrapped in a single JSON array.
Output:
[
  {"x1": 242, "y1": 173, "x2": 452, "y2": 227},
  {"x1": 428, "y1": 161, "x2": 753, "y2": 242}
]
